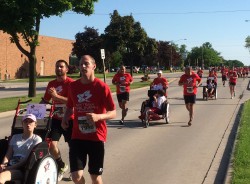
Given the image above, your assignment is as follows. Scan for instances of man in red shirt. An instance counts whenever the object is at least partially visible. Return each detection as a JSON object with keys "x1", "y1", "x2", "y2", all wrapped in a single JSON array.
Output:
[
  {"x1": 150, "y1": 70, "x2": 169, "y2": 94},
  {"x1": 197, "y1": 67, "x2": 203, "y2": 78},
  {"x1": 221, "y1": 66, "x2": 228, "y2": 87},
  {"x1": 208, "y1": 69, "x2": 218, "y2": 86},
  {"x1": 41, "y1": 59, "x2": 74, "y2": 181},
  {"x1": 179, "y1": 66, "x2": 202, "y2": 126},
  {"x1": 228, "y1": 67, "x2": 238, "y2": 99},
  {"x1": 112, "y1": 65, "x2": 133, "y2": 124},
  {"x1": 62, "y1": 55, "x2": 116, "y2": 184}
]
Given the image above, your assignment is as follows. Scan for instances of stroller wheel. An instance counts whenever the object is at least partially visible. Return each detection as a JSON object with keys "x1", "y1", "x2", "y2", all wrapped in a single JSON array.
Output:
[
  {"x1": 145, "y1": 119, "x2": 149, "y2": 128},
  {"x1": 165, "y1": 103, "x2": 170, "y2": 124}
]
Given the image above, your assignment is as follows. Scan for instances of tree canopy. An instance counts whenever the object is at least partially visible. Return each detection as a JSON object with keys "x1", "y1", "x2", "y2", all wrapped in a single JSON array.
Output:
[
  {"x1": 74, "y1": 10, "x2": 245, "y2": 71},
  {"x1": 0, "y1": 0, "x2": 98, "y2": 97}
]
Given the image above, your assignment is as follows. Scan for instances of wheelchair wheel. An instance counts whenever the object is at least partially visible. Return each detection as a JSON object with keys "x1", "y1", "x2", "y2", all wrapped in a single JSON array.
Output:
[
  {"x1": 140, "y1": 100, "x2": 147, "y2": 114},
  {"x1": 202, "y1": 86, "x2": 206, "y2": 100},
  {"x1": 27, "y1": 155, "x2": 58, "y2": 184},
  {"x1": 144, "y1": 110, "x2": 150, "y2": 128},
  {"x1": 165, "y1": 102, "x2": 170, "y2": 124},
  {"x1": 214, "y1": 88, "x2": 217, "y2": 100}
]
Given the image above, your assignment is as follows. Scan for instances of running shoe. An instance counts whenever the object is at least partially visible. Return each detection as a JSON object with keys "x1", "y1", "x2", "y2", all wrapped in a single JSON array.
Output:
[
  {"x1": 68, "y1": 173, "x2": 72, "y2": 181},
  {"x1": 58, "y1": 164, "x2": 69, "y2": 181},
  {"x1": 119, "y1": 120, "x2": 124, "y2": 125}
]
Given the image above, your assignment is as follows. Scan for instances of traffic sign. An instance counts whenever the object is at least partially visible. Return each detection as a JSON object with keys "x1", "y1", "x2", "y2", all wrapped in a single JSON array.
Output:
[{"x1": 101, "y1": 49, "x2": 105, "y2": 59}]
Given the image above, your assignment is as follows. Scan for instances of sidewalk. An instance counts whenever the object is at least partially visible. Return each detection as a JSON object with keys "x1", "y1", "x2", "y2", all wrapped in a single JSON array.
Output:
[{"x1": 0, "y1": 82, "x2": 48, "y2": 89}]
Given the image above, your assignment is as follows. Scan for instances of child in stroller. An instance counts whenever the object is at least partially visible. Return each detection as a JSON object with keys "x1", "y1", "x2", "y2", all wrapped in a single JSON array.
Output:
[
  {"x1": 206, "y1": 78, "x2": 215, "y2": 97},
  {"x1": 145, "y1": 89, "x2": 166, "y2": 115},
  {"x1": 202, "y1": 77, "x2": 217, "y2": 100},
  {"x1": 139, "y1": 89, "x2": 170, "y2": 127}
]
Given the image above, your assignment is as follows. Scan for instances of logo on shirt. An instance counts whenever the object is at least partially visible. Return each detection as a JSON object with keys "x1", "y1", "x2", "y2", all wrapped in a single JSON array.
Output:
[
  {"x1": 186, "y1": 77, "x2": 193, "y2": 84},
  {"x1": 56, "y1": 86, "x2": 63, "y2": 93},
  {"x1": 77, "y1": 90, "x2": 92, "y2": 103},
  {"x1": 120, "y1": 76, "x2": 126, "y2": 81}
]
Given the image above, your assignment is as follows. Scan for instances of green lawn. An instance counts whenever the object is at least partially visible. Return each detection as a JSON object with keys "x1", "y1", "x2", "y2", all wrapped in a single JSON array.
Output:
[{"x1": 231, "y1": 100, "x2": 250, "y2": 184}]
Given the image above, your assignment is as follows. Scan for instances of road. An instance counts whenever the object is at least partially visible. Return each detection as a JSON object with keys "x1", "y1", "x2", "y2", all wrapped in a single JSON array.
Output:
[{"x1": 0, "y1": 74, "x2": 250, "y2": 184}]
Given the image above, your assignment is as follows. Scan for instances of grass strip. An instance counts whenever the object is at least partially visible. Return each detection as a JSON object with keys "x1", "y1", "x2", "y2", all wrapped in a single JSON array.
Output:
[
  {"x1": 231, "y1": 100, "x2": 250, "y2": 184},
  {"x1": 0, "y1": 81, "x2": 151, "y2": 113}
]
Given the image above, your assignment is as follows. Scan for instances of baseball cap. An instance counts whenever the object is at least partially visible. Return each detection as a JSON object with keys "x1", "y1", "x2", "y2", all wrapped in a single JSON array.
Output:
[
  {"x1": 157, "y1": 70, "x2": 162, "y2": 74},
  {"x1": 22, "y1": 114, "x2": 37, "y2": 122}
]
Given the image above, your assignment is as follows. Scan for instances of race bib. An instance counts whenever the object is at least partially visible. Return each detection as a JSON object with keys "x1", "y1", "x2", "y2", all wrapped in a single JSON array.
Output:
[
  {"x1": 187, "y1": 86, "x2": 194, "y2": 93},
  {"x1": 120, "y1": 85, "x2": 126, "y2": 93},
  {"x1": 78, "y1": 116, "x2": 96, "y2": 134},
  {"x1": 54, "y1": 104, "x2": 66, "y2": 118}
]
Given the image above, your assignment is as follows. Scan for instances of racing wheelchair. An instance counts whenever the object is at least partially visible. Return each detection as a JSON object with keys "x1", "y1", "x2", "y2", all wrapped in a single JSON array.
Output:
[
  {"x1": 0, "y1": 99, "x2": 58, "y2": 184},
  {"x1": 202, "y1": 77, "x2": 218, "y2": 100},
  {"x1": 139, "y1": 89, "x2": 170, "y2": 128}
]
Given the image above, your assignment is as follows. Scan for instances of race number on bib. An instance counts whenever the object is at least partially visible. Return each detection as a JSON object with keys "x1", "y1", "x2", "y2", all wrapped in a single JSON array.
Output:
[
  {"x1": 187, "y1": 86, "x2": 194, "y2": 93},
  {"x1": 120, "y1": 85, "x2": 126, "y2": 93},
  {"x1": 54, "y1": 104, "x2": 66, "y2": 118},
  {"x1": 78, "y1": 116, "x2": 96, "y2": 134}
]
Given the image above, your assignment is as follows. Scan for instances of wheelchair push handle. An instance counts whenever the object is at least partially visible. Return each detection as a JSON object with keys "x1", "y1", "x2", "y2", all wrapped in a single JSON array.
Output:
[
  {"x1": 18, "y1": 99, "x2": 32, "y2": 104},
  {"x1": 40, "y1": 97, "x2": 53, "y2": 105}
]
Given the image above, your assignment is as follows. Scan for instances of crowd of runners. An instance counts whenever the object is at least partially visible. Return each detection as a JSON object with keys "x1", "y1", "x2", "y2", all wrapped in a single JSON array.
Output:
[{"x1": 1, "y1": 53, "x2": 248, "y2": 184}]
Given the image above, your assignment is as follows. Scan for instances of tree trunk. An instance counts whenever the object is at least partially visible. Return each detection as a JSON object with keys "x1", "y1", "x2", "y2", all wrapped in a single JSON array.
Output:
[{"x1": 28, "y1": 54, "x2": 37, "y2": 97}]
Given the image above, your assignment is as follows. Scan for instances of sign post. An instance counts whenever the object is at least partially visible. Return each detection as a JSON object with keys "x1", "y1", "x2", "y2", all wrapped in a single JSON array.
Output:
[{"x1": 100, "y1": 49, "x2": 106, "y2": 83}]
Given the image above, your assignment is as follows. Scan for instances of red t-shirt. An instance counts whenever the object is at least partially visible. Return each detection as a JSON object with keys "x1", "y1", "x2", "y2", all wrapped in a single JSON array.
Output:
[
  {"x1": 67, "y1": 78, "x2": 116, "y2": 142},
  {"x1": 179, "y1": 73, "x2": 201, "y2": 95},
  {"x1": 228, "y1": 71, "x2": 237, "y2": 83},
  {"x1": 221, "y1": 68, "x2": 228, "y2": 77},
  {"x1": 112, "y1": 73, "x2": 133, "y2": 94},
  {"x1": 197, "y1": 69, "x2": 203, "y2": 76},
  {"x1": 44, "y1": 77, "x2": 74, "y2": 120},
  {"x1": 152, "y1": 77, "x2": 169, "y2": 89},
  {"x1": 208, "y1": 73, "x2": 218, "y2": 83}
]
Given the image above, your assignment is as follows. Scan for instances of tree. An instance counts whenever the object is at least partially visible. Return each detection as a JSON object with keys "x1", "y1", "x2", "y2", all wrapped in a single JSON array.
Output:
[
  {"x1": 0, "y1": 0, "x2": 98, "y2": 97},
  {"x1": 223, "y1": 60, "x2": 244, "y2": 67},
  {"x1": 104, "y1": 10, "x2": 148, "y2": 74},
  {"x1": 156, "y1": 41, "x2": 171, "y2": 69},
  {"x1": 245, "y1": 36, "x2": 250, "y2": 53},
  {"x1": 143, "y1": 38, "x2": 158, "y2": 66},
  {"x1": 179, "y1": 44, "x2": 188, "y2": 68},
  {"x1": 72, "y1": 26, "x2": 102, "y2": 68},
  {"x1": 187, "y1": 42, "x2": 221, "y2": 67}
]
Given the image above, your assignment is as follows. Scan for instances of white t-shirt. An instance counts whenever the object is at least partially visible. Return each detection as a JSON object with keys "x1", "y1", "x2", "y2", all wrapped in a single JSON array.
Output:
[
  {"x1": 153, "y1": 96, "x2": 166, "y2": 109},
  {"x1": 9, "y1": 134, "x2": 42, "y2": 166}
]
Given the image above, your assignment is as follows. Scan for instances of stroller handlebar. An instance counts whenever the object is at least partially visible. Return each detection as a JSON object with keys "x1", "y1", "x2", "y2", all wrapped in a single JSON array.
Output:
[{"x1": 18, "y1": 99, "x2": 32, "y2": 104}]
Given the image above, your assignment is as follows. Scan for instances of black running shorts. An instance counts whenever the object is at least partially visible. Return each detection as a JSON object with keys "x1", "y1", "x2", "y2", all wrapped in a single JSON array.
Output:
[{"x1": 69, "y1": 140, "x2": 105, "y2": 175}]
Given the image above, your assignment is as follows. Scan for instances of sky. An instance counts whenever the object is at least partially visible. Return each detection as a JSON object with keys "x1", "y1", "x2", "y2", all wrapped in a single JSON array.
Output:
[{"x1": 40, "y1": 0, "x2": 250, "y2": 65}]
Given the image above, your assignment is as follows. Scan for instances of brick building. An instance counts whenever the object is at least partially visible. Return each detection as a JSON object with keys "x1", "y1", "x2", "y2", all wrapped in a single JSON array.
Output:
[{"x1": 0, "y1": 31, "x2": 73, "y2": 80}]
